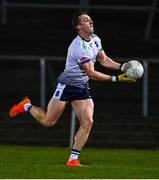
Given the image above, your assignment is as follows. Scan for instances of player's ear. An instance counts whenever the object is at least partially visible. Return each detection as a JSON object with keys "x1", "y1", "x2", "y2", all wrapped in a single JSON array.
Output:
[{"x1": 76, "y1": 24, "x2": 81, "y2": 30}]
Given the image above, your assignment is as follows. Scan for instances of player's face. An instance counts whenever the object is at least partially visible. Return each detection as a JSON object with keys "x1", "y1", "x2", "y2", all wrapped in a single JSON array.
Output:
[{"x1": 78, "y1": 14, "x2": 94, "y2": 34}]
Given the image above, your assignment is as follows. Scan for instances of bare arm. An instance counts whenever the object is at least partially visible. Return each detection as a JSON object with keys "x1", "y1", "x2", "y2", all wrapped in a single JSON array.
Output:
[
  {"x1": 97, "y1": 49, "x2": 121, "y2": 70},
  {"x1": 81, "y1": 62, "x2": 112, "y2": 81},
  {"x1": 81, "y1": 61, "x2": 136, "y2": 83}
]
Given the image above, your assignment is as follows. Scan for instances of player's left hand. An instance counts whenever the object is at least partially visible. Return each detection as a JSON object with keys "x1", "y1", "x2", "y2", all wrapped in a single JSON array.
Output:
[{"x1": 118, "y1": 73, "x2": 136, "y2": 83}]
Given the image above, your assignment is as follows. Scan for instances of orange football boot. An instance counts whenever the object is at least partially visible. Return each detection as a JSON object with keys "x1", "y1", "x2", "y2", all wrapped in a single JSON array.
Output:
[
  {"x1": 66, "y1": 159, "x2": 81, "y2": 167},
  {"x1": 9, "y1": 97, "x2": 31, "y2": 117}
]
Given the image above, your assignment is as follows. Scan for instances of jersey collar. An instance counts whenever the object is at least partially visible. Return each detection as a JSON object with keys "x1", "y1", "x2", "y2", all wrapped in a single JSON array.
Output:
[{"x1": 78, "y1": 34, "x2": 91, "y2": 42}]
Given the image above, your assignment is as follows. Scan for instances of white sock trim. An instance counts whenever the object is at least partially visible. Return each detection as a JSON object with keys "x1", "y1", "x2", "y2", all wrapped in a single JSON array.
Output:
[{"x1": 23, "y1": 103, "x2": 32, "y2": 112}]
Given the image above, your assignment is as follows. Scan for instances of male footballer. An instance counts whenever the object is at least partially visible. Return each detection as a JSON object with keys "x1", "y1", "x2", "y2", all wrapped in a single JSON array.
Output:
[{"x1": 9, "y1": 11, "x2": 135, "y2": 166}]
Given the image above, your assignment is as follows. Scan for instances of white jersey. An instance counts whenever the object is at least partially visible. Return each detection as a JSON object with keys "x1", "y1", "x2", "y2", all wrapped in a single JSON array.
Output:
[{"x1": 57, "y1": 34, "x2": 102, "y2": 88}]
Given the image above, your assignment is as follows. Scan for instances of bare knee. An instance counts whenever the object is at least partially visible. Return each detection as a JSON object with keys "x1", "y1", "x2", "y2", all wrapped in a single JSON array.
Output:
[
  {"x1": 81, "y1": 118, "x2": 93, "y2": 130},
  {"x1": 43, "y1": 117, "x2": 58, "y2": 127}
]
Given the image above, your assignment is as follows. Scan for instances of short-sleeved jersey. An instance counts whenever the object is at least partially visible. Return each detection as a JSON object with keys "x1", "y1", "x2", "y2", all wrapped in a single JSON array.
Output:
[{"x1": 57, "y1": 34, "x2": 102, "y2": 88}]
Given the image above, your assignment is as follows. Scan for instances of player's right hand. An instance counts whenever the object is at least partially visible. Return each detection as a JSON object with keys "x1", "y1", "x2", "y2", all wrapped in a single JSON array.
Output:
[{"x1": 118, "y1": 73, "x2": 136, "y2": 83}]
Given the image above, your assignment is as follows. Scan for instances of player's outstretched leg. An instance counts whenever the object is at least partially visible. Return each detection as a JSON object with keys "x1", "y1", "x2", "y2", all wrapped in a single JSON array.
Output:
[{"x1": 9, "y1": 97, "x2": 66, "y2": 127}]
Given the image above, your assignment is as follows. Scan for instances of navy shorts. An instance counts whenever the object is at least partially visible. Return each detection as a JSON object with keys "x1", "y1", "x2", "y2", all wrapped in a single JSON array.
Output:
[{"x1": 52, "y1": 82, "x2": 92, "y2": 102}]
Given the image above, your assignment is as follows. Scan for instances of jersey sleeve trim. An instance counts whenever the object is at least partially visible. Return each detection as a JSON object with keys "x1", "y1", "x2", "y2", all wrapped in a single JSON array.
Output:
[
  {"x1": 80, "y1": 59, "x2": 91, "y2": 64},
  {"x1": 78, "y1": 56, "x2": 91, "y2": 65}
]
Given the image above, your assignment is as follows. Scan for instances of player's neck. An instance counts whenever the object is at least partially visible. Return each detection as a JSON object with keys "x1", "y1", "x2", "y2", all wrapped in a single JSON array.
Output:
[{"x1": 78, "y1": 32, "x2": 91, "y2": 42}]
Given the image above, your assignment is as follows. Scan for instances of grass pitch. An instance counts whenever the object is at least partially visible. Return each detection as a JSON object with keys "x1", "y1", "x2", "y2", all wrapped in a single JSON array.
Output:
[{"x1": 0, "y1": 145, "x2": 159, "y2": 179}]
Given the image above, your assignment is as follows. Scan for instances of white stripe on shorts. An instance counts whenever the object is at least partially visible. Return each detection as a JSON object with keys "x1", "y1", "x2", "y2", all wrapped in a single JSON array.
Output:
[{"x1": 52, "y1": 83, "x2": 66, "y2": 100}]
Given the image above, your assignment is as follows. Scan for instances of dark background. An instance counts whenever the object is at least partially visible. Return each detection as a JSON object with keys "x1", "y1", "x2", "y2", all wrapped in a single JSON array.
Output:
[{"x1": 0, "y1": 0, "x2": 159, "y2": 149}]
